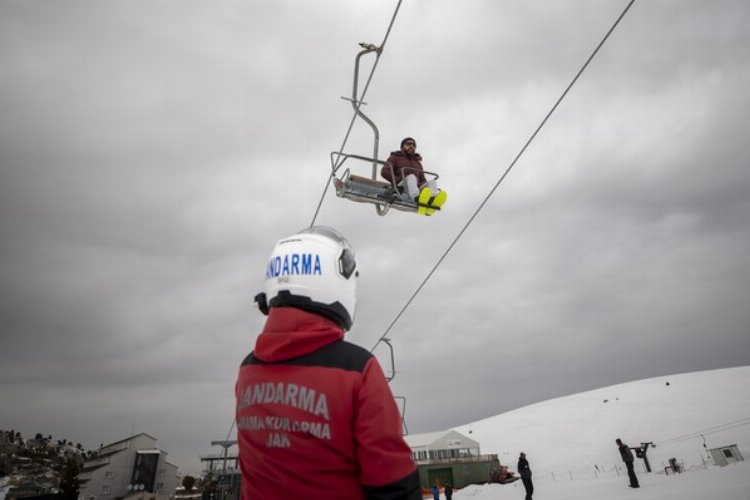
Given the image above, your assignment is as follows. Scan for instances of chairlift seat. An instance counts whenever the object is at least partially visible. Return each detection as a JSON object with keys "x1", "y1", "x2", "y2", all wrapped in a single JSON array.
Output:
[
  {"x1": 331, "y1": 152, "x2": 441, "y2": 216},
  {"x1": 336, "y1": 174, "x2": 436, "y2": 215},
  {"x1": 348, "y1": 174, "x2": 391, "y2": 189}
]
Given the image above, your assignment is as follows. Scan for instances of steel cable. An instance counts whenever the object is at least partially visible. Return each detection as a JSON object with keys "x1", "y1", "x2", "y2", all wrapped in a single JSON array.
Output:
[
  {"x1": 370, "y1": 0, "x2": 637, "y2": 352},
  {"x1": 309, "y1": 0, "x2": 404, "y2": 227}
]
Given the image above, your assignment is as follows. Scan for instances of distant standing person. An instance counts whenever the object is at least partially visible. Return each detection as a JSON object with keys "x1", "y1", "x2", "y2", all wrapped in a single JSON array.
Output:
[
  {"x1": 518, "y1": 452, "x2": 534, "y2": 500},
  {"x1": 431, "y1": 484, "x2": 440, "y2": 500},
  {"x1": 444, "y1": 482, "x2": 453, "y2": 500},
  {"x1": 616, "y1": 438, "x2": 640, "y2": 488}
]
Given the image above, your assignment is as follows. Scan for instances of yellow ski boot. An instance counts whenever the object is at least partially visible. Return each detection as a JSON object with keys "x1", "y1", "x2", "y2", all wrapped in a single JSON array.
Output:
[
  {"x1": 425, "y1": 190, "x2": 447, "y2": 215},
  {"x1": 417, "y1": 187, "x2": 433, "y2": 216}
]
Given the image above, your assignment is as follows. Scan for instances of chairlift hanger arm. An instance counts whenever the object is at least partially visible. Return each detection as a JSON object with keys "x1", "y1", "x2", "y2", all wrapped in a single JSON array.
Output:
[
  {"x1": 351, "y1": 42, "x2": 382, "y2": 178},
  {"x1": 310, "y1": 0, "x2": 405, "y2": 227},
  {"x1": 381, "y1": 337, "x2": 396, "y2": 382}
]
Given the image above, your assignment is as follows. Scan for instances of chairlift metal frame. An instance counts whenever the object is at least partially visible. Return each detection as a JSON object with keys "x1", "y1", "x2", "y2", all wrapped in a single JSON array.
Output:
[
  {"x1": 332, "y1": 43, "x2": 440, "y2": 216},
  {"x1": 377, "y1": 337, "x2": 409, "y2": 435}
]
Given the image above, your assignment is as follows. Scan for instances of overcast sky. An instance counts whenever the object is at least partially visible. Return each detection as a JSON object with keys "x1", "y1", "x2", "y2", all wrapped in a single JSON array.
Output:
[{"x1": 1, "y1": 0, "x2": 749, "y2": 475}]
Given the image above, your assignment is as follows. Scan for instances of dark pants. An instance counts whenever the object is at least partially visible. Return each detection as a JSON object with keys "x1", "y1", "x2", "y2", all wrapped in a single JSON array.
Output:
[
  {"x1": 625, "y1": 461, "x2": 639, "y2": 487},
  {"x1": 521, "y1": 477, "x2": 534, "y2": 500}
]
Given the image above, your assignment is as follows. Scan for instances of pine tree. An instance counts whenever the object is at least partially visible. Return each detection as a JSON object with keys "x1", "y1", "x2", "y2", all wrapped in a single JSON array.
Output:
[
  {"x1": 182, "y1": 475, "x2": 196, "y2": 492},
  {"x1": 58, "y1": 456, "x2": 82, "y2": 500}
]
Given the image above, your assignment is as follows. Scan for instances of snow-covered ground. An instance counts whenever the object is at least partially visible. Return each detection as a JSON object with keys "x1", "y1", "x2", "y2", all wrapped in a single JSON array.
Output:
[
  {"x1": 452, "y1": 462, "x2": 749, "y2": 499},
  {"x1": 454, "y1": 366, "x2": 750, "y2": 475},
  {"x1": 445, "y1": 366, "x2": 750, "y2": 499}
]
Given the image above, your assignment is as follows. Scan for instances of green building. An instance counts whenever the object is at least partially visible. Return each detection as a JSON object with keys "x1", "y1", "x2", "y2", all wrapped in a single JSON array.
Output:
[{"x1": 403, "y1": 430, "x2": 500, "y2": 489}]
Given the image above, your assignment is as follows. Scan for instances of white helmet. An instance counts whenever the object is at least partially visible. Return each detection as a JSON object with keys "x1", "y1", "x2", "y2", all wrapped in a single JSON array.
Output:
[{"x1": 256, "y1": 226, "x2": 358, "y2": 330}]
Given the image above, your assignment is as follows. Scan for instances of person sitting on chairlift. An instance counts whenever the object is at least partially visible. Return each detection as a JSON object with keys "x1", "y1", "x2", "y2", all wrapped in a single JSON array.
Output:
[{"x1": 382, "y1": 137, "x2": 447, "y2": 211}]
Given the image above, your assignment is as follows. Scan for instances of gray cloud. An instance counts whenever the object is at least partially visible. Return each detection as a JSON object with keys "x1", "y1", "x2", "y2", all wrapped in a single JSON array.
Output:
[{"x1": 2, "y1": 0, "x2": 749, "y2": 474}]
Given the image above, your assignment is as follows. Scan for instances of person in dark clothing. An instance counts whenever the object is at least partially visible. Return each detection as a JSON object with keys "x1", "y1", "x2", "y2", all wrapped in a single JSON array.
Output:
[
  {"x1": 616, "y1": 438, "x2": 640, "y2": 488},
  {"x1": 382, "y1": 137, "x2": 447, "y2": 213},
  {"x1": 431, "y1": 485, "x2": 440, "y2": 500},
  {"x1": 444, "y1": 482, "x2": 453, "y2": 500},
  {"x1": 236, "y1": 226, "x2": 421, "y2": 500},
  {"x1": 518, "y1": 452, "x2": 533, "y2": 500}
]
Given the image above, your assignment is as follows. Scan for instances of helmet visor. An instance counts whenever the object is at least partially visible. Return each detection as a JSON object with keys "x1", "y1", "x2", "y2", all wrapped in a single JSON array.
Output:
[{"x1": 338, "y1": 247, "x2": 356, "y2": 279}]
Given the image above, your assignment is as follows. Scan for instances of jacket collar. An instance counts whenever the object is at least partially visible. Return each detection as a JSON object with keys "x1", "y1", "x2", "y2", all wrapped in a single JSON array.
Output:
[
  {"x1": 254, "y1": 307, "x2": 344, "y2": 362},
  {"x1": 391, "y1": 150, "x2": 423, "y2": 161}
]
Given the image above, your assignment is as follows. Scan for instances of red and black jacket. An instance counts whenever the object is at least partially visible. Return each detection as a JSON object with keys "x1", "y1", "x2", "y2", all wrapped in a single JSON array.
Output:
[{"x1": 236, "y1": 307, "x2": 420, "y2": 500}]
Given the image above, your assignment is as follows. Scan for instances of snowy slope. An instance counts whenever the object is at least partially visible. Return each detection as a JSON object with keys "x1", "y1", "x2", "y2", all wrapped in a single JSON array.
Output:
[
  {"x1": 452, "y1": 464, "x2": 750, "y2": 500},
  {"x1": 453, "y1": 366, "x2": 750, "y2": 478}
]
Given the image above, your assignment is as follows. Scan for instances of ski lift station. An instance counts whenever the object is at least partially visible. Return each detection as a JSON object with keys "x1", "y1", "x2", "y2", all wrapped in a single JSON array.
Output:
[
  {"x1": 709, "y1": 444, "x2": 745, "y2": 467},
  {"x1": 403, "y1": 430, "x2": 500, "y2": 489}
]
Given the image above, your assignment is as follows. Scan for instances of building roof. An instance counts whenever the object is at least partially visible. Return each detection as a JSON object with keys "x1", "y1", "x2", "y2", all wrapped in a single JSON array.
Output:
[
  {"x1": 102, "y1": 433, "x2": 158, "y2": 449},
  {"x1": 403, "y1": 429, "x2": 478, "y2": 449}
]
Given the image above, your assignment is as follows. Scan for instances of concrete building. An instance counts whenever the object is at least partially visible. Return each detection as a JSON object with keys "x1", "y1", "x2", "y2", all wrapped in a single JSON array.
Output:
[
  {"x1": 78, "y1": 433, "x2": 178, "y2": 500},
  {"x1": 403, "y1": 430, "x2": 500, "y2": 489}
]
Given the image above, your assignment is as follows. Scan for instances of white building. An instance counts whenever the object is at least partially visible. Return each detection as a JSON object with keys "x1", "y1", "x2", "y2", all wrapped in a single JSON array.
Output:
[
  {"x1": 402, "y1": 430, "x2": 500, "y2": 489},
  {"x1": 709, "y1": 444, "x2": 745, "y2": 467},
  {"x1": 403, "y1": 429, "x2": 481, "y2": 463},
  {"x1": 79, "y1": 433, "x2": 178, "y2": 500}
]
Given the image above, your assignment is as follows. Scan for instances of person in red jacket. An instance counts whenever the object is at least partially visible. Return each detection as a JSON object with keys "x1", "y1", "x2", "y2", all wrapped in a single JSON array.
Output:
[
  {"x1": 381, "y1": 137, "x2": 447, "y2": 213},
  {"x1": 236, "y1": 226, "x2": 421, "y2": 500}
]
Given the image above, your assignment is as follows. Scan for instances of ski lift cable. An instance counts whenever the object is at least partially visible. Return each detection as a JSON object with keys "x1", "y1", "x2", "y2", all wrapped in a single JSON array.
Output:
[
  {"x1": 225, "y1": 420, "x2": 235, "y2": 442},
  {"x1": 309, "y1": 0, "x2": 405, "y2": 228},
  {"x1": 655, "y1": 416, "x2": 750, "y2": 447},
  {"x1": 370, "y1": 0, "x2": 637, "y2": 353},
  {"x1": 228, "y1": 0, "x2": 635, "y2": 442},
  {"x1": 661, "y1": 420, "x2": 750, "y2": 446},
  {"x1": 655, "y1": 421, "x2": 750, "y2": 448},
  {"x1": 225, "y1": 4, "x2": 405, "y2": 442},
  {"x1": 659, "y1": 418, "x2": 750, "y2": 445}
]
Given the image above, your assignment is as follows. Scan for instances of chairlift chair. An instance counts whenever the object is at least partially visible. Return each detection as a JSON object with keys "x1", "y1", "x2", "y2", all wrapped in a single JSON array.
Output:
[
  {"x1": 332, "y1": 42, "x2": 441, "y2": 216},
  {"x1": 332, "y1": 152, "x2": 440, "y2": 216}
]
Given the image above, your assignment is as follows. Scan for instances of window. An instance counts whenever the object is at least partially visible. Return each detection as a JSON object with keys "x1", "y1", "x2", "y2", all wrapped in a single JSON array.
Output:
[
  {"x1": 102, "y1": 486, "x2": 110, "y2": 495},
  {"x1": 105, "y1": 471, "x2": 114, "y2": 479},
  {"x1": 156, "y1": 483, "x2": 164, "y2": 491},
  {"x1": 131, "y1": 453, "x2": 159, "y2": 492},
  {"x1": 723, "y1": 449, "x2": 734, "y2": 459}
]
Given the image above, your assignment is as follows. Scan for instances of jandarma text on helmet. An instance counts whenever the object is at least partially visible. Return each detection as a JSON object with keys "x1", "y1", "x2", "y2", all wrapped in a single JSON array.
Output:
[{"x1": 266, "y1": 253, "x2": 323, "y2": 279}]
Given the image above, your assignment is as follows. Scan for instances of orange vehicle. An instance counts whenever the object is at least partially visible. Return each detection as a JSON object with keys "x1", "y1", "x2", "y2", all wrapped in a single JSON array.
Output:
[{"x1": 489, "y1": 465, "x2": 520, "y2": 484}]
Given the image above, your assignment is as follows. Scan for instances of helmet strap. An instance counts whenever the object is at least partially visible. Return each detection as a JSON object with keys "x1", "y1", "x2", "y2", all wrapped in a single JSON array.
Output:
[{"x1": 254, "y1": 293, "x2": 269, "y2": 315}]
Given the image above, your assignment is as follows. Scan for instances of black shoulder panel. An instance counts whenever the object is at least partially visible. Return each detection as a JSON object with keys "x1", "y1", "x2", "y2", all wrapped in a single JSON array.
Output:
[
  {"x1": 242, "y1": 341, "x2": 372, "y2": 373},
  {"x1": 240, "y1": 352, "x2": 257, "y2": 367},
  {"x1": 362, "y1": 468, "x2": 422, "y2": 500}
]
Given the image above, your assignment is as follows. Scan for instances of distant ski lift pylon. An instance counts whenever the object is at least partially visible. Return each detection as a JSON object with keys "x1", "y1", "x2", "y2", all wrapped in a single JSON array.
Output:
[{"x1": 332, "y1": 42, "x2": 440, "y2": 216}]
